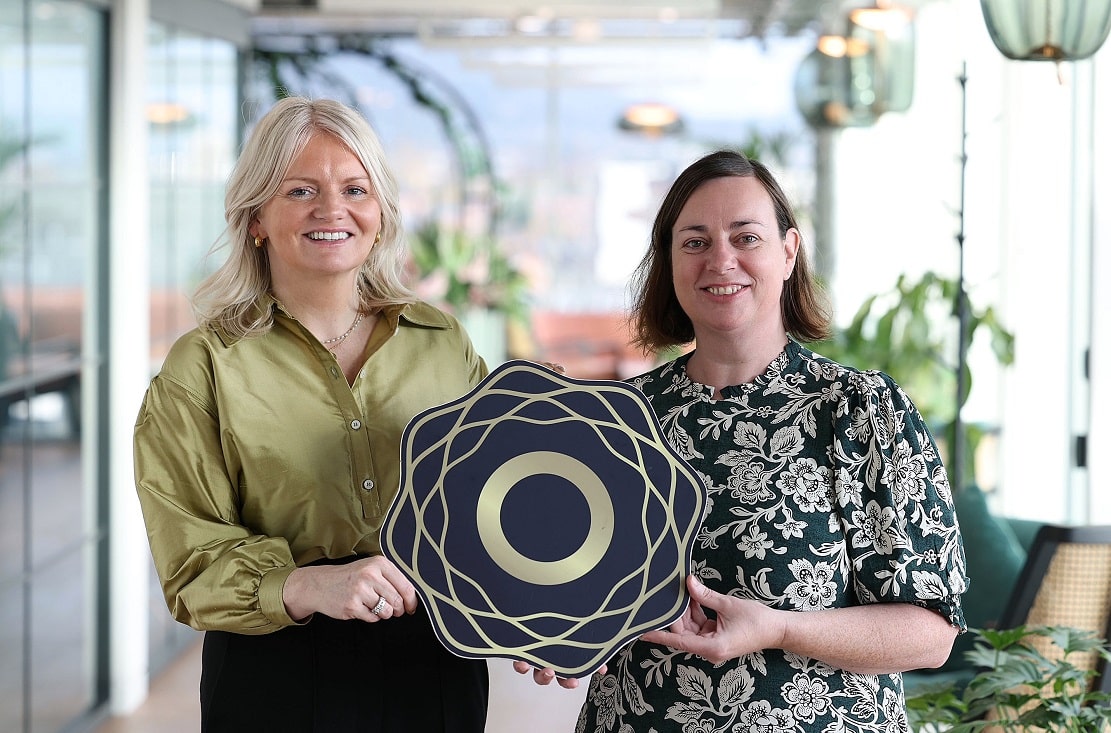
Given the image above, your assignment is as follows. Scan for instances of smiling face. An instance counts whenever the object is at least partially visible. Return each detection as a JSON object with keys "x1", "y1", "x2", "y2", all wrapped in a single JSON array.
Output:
[
  {"x1": 250, "y1": 132, "x2": 382, "y2": 294},
  {"x1": 670, "y1": 175, "x2": 799, "y2": 346}
]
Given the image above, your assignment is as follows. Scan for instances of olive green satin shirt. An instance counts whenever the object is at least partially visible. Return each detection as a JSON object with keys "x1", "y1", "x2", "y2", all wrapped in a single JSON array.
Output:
[{"x1": 133, "y1": 299, "x2": 487, "y2": 635}]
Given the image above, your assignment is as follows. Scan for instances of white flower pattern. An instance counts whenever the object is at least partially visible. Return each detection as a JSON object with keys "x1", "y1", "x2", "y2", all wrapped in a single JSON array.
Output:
[{"x1": 577, "y1": 342, "x2": 967, "y2": 733}]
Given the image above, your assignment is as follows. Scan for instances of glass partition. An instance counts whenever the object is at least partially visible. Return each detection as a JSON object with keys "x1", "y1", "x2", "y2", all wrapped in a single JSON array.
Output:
[
  {"x1": 146, "y1": 19, "x2": 239, "y2": 670},
  {"x1": 0, "y1": 1, "x2": 106, "y2": 730}
]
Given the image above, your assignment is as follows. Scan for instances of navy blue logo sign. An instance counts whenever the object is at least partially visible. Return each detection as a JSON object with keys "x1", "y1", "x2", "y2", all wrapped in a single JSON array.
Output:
[{"x1": 381, "y1": 360, "x2": 705, "y2": 678}]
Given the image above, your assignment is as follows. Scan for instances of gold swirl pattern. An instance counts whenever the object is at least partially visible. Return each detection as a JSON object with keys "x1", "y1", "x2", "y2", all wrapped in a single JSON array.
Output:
[{"x1": 381, "y1": 360, "x2": 705, "y2": 678}]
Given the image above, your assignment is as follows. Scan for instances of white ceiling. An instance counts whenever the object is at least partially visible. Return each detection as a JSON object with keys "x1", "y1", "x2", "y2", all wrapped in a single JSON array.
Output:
[
  {"x1": 247, "y1": 0, "x2": 907, "y2": 101},
  {"x1": 252, "y1": 0, "x2": 844, "y2": 41}
]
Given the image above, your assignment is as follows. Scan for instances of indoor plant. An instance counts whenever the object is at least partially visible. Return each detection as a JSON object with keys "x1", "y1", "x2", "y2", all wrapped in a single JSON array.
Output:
[
  {"x1": 906, "y1": 625, "x2": 1111, "y2": 733},
  {"x1": 407, "y1": 220, "x2": 530, "y2": 326},
  {"x1": 811, "y1": 270, "x2": 1014, "y2": 490}
]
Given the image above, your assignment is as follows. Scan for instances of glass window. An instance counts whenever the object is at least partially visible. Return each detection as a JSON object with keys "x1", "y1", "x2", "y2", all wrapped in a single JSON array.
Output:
[
  {"x1": 146, "y1": 20, "x2": 238, "y2": 669},
  {"x1": 148, "y1": 23, "x2": 239, "y2": 365},
  {"x1": 0, "y1": 0, "x2": 106, "y2": 729},
  {"x1": 0, "y1": 6, "x2": 30, "y2": 728}
]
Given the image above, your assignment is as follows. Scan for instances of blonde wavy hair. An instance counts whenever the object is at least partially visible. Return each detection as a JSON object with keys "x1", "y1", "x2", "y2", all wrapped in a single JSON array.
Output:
[{"x1": 193, "y1": 96, "x2": 414, "y2": 338}]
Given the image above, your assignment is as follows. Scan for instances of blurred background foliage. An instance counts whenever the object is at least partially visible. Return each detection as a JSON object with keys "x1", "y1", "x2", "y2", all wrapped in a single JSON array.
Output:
[
  {"x1": 812, "y1": 270, "x2": 1015, "y2": 489},
  {"x1": 408, "y1": 220, "x2": 531, "y2": 325}
]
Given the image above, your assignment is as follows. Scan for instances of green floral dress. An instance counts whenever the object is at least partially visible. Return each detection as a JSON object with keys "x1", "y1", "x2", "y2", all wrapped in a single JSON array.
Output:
[{"x1": 576, "y1": 341, "x2": 967, "y2": 733}]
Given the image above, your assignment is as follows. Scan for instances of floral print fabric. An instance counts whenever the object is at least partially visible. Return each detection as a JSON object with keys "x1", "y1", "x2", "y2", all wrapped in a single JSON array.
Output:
[{"x1": 577, "y1": 341, "x2": 967, "y2": 733}]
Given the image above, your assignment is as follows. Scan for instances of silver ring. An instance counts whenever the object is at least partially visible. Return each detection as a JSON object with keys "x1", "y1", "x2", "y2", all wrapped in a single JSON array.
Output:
[{"x1": 371, "y1": 596, "x2": 388, "y2": 616}]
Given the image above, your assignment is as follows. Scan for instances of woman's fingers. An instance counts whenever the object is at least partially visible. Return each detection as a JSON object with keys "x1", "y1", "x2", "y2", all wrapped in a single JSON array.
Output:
[
  {"x1": 357, "y1": 556, "x2": 419, "y2": 615},
  {"x1": 533, "y1": 360, "x2": 566, "y2": 374},
  {"x1": 511, "y1": 661, "x2": 606, "y2": 689},
  {"x1": 366, "y1": 593, "x2": 392, "y2": 620}
]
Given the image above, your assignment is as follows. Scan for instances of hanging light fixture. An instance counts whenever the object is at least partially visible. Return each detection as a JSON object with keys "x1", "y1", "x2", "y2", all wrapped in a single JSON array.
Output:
[
  {"x1": 793, "y1": 44, "x2": 881, "y2": 128},
  {"x1": 850, "y1": 3, "x2": 913, "y2": 32},
  {"x1": 146, "y1": 102, "x2": 192, "y2": 126},
  {"x1": 849, "y1": 3, "x2": 915, "y2": 114},
  {"x1": 793, "y1": 2, "x2": 915, "y2": 129},
  {"x1": 617, "y1": 102, "x2": 684, "y2": 136},
  {"x1": 980, "y1": 0, "x2": 1111, "y2": 61}
]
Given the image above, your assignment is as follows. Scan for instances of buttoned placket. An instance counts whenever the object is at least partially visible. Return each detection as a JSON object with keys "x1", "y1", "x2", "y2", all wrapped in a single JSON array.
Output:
[
  {"x1": 339, "y1": 377, "x2": 381, "y2": 518},
  {"x1": 349, "y1": 416, "x2": 378, "y2": 508},
  {"x1": 313, "y1": 334, "x2": 380, "y2": 517},
  {"x1": 277, "y1": 306, "x2": 384, "y2": 518}
]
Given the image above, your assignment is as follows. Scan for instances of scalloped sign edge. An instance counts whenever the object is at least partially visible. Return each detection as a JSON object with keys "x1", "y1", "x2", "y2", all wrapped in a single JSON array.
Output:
[{"x1": 380, "y1": 359, "x2": 706, "y2": 678}]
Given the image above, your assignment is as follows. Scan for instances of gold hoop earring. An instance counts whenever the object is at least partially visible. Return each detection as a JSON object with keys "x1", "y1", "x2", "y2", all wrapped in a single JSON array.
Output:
[
  {"x1": 374, "y1": 232, "x2": 381, "y2": 244},
  {"x1": 254, "y1": 236, "x2": 263, "y2": 248}
]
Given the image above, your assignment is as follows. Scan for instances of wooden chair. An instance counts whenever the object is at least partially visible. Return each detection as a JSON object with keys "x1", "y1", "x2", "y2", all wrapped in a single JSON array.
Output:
[{"x1": 997, "y1": 523, "x2": 1111, "y2": 694}]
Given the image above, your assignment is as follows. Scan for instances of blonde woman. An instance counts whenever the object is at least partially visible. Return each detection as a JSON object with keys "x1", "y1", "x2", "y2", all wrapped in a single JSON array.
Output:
[{"x1": 135, "y1": 97, "x2": 489, "y2": 732}]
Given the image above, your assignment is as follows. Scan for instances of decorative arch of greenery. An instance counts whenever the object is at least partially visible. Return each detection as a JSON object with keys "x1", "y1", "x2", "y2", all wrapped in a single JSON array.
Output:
[
  {"x1": 252, "y1": 34, "x2": 498, "y2": 237},
  {"x1": 251, "y1": 35, "x2": 533, "y2": 323}
]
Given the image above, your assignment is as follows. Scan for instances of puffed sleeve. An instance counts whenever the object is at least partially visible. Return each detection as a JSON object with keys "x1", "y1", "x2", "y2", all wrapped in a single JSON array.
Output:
[
  {"x1": 133, "y1": 344, "x2": 300, "y2": 635},
  {"x1": 831, "y1": 369, "x2": 968, "y2": 631}
]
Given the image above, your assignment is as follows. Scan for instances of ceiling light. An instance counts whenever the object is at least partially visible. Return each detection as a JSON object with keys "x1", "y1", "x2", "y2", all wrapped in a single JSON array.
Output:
[
  {"x1": 146, "y1": 103, "x2": 191, "y2": 125},
  {"x1": 849, "y1": 5, "x2": 912, "y2": 32},
  {"x1": 617, "y1": 102, "x2": 683, "y2": 136},
  {"x1": 515, "y1": 14, "x2": 548, "y2": 34},
  {"x1": 572, "y1": 19, "x2": 602, "y2": 42},
  {"x1": 658, "y1": 7, "x2": 680, "y2": 23},
  {"x1": 817, "y1": 34, "x2": 870, "y2": 58}
]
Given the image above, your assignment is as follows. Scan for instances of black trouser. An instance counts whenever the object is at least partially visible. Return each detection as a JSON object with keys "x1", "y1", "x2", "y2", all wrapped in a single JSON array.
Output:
[{"x1": 200, "y1": 600, "x2": 489, "y2": 732}]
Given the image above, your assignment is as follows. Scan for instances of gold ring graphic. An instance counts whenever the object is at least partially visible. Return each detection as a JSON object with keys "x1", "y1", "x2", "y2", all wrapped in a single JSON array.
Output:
[{"x1": 476, "y1": 451, "x2": 614, "y2": 586}]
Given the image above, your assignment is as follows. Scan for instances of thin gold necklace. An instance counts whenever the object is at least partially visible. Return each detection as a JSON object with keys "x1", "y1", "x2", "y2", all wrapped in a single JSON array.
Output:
[{"x1": 322, "y1": 311, "x2": 363, "y2": 347}]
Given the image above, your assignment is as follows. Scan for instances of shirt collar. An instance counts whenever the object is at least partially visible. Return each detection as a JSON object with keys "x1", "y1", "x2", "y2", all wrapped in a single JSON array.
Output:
[
  {"x1": 214, "y1": 295, "x2": 454, "y2": 346},
  {"x1": 266, "y1": 295, "x2": 454, "y2": 331}
]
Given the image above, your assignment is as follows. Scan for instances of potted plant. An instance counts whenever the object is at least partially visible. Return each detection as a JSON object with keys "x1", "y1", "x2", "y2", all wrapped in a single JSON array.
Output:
[
  {"x1": 906, "y1": 625, "x2": 1111, "y2": 733},
  {"x1": 408, "y1": 220, "x2": 530, "y2": 363},
  {"x1": 408, "y1": 221, "x2": 529, "y2": 321}
]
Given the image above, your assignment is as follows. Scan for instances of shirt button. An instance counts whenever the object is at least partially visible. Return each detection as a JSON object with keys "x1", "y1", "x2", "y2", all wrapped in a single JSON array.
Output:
[
  {"x1": 350, "y1": 419, "x2": 362, "y2": 430},
  {"x1": 362, "y1": 479, "x2": 375, "y2": 491},
  {"x1": 330, "y1": 366, "x2": 341, "y2": 379}
]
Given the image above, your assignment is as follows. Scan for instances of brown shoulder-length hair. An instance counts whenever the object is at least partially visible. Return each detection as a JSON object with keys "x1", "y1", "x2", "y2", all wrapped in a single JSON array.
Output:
[{"x1": 630, "y1": 150, "x2": 831, "y2": 352}]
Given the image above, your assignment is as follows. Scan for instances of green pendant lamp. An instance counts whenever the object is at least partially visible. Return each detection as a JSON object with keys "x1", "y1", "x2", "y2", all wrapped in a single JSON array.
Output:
[{"x1": 980, "y1": 0, "x2": 1111, "y2": 61}]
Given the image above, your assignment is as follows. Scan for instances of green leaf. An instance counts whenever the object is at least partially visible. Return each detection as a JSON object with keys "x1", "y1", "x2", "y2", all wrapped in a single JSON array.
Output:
[
  {"x1": 1044, "y1": 625, "x2": 1107, "y2": 655},
  {"x1": 808, "y1": 271, "x2": 1015, "y2": 485},
  {"x1": 975, "y1": 625, "x2": 1037, "y2": 650},
  {"x1": 909, "y1": 625, "x2": 1111, "y2": 733}
]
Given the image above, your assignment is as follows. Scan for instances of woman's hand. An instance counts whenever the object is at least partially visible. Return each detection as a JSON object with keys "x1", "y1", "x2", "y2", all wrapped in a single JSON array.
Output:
[
  {"x1": 511, "y1": 661, "x2": 607, "y2": 689},
  {"x1": 642, "y1": 574, "x2": 958, "y2": 674},
  {"x1": 536, "y1": 361, "x2": 566, "y2": 375},
  {"x1": 283, "y1": 555, "x2": 419, "y2": 623},
  {"x1": 641, "y1": 575, "x2": 782, "y2": 665}
]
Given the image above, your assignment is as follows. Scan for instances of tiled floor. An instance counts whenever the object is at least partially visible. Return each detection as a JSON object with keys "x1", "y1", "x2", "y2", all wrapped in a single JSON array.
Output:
[{"x1": 94, "y1": 640, "x2": 589, "y2": 732}]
